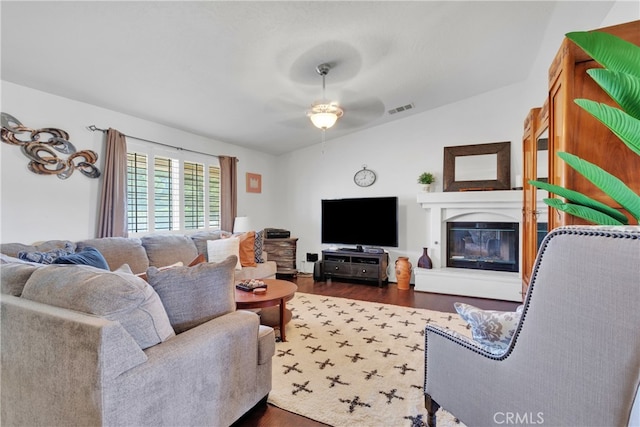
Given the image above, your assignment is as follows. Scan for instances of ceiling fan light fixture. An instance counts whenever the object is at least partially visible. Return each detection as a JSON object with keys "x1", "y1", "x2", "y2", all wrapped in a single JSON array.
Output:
[
  {"x1": 307, "y1": 103, "x2": 344, "y2": 130},
  {"x1": 307, "y1": 63, "x2": 344, "y2": 130}
]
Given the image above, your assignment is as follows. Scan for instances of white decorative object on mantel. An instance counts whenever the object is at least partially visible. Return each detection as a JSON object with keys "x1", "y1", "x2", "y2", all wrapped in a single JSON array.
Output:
[{"x1": 415, "y1": 189, "x2": 547, "y2": 302}]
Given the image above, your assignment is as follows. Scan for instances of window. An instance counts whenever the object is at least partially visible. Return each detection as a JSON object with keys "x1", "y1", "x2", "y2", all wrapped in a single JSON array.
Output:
[
  {"x1": 154, "y1": 156, "x2": 180, "y2": 231},
  {"x1": 184, "y1": 161, "x2": 204, "y2": 230},
  {"x1": 209, "y1": 165, "x2": 220, "y2": 228},
  {"x1": 126, "y1": 144, "x2": 220, "y2": 234},
  {"x1": 127, "y1": 153, "x2": 148, "y2": 233}
]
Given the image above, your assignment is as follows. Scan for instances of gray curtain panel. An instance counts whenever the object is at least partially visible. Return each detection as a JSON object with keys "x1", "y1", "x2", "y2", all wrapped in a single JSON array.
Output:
[
  {"x1": 98, "y1": 128, "x2": 128, "y2": 238},
  {"x1": 219, "y1": 156, "x2": 237, "y2": 232}
]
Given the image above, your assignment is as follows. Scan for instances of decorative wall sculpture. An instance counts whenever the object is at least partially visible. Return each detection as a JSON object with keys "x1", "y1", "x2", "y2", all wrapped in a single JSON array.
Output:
[{"x1": 1, "y1": 112, "x2": 101, "y2": 179}]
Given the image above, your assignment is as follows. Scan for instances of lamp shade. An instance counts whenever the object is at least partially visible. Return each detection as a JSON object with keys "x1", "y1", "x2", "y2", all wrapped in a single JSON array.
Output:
[
  {"x1": 233, "y1": 216, "x2": 251, "y2": 233},
  {"x1": 307, "y1": 103, "x2": 344, "y2": 130},
  {"x1": 310, "y1": 112, "x2": 338, "y2": 129}
]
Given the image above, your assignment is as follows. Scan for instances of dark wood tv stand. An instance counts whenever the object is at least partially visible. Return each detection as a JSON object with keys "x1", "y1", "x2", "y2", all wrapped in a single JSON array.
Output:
[{"x1": 322, "y1": 249, "x2": 389, "y2": 287}]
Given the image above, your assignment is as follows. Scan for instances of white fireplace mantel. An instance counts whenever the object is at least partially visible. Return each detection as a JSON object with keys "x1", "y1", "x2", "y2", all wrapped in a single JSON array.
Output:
[{"x1": 415, "y1": 190, "x2": 546, "y2": 302}]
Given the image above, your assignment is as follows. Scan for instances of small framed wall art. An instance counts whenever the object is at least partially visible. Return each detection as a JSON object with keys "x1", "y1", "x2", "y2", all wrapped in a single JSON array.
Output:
[{"x1": 246, "y1": 172, "x2": 262, "y2": 193}]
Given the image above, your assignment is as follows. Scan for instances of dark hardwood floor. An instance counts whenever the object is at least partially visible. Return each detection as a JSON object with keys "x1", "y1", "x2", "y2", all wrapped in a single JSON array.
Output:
[{"x1": 233, "y1": 275, "x2": 520, "y2": 427}]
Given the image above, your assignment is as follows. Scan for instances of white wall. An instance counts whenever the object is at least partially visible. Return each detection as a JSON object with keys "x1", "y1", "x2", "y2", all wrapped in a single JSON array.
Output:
[
  {"x1": 0, "y1": 82, "x2": 280, "y2": 243},
  {"x1": 279, "y1": 81, "x2": 531, "y2": 277},
  {"x1": 278, "y1": 6, "x2": 638, "y2": 280}
]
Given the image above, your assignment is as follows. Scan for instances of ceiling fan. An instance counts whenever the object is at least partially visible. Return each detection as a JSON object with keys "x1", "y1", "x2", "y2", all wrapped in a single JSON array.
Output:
[
  {"x1": 265, "y1": 61, "x2": 385, "y2": 132},
  {"x1": 306, "y1": 63, "x2": 344, "y2": 130}
]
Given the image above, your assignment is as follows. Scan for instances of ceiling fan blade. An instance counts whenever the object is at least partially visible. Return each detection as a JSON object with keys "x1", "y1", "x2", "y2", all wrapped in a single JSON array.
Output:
[
  {"x1": 264, "y1": 97, "x2": 304, "y2": 115},
  {"x1": 279, "y1": 116, "x2": 310, "y2": 130},
  {"x1": 337, "y1": 96, "x2": 386, "y2": 128},
  {"x1": 263, "y1": 96, "x2": 309, "y2": 129}
]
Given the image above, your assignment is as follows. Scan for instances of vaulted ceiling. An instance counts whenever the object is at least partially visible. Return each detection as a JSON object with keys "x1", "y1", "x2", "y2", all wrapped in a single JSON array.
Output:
[{"x1": 1, "y1": 1, "x2": 617, "y2": 154}]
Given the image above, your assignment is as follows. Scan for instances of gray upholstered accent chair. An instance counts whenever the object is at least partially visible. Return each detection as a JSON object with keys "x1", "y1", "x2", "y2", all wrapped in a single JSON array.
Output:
[{"x1": 424, "y1": 225, "x2": 640, "y2": 426}]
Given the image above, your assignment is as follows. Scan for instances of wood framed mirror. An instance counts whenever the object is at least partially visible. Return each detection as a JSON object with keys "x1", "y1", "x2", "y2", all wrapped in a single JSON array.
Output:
[{"x1": 443, "y1": 141, "x2": 511, "y2": 192}]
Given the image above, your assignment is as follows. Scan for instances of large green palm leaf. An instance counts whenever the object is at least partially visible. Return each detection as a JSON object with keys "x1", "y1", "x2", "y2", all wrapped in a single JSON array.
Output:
[
  {"x1": 543, "y1": 198, "x2": 625, "y2": 225},
  {"x1": 586, "y1": 69, "x2": 640, "y2": 120},
  {"x1": 558, "y1": 152, "x2": 640, "y2": 220},
  {"x1": 528, "y1": 179, "x2": 629, "y2": 224},
  {"x1": 574, "y1": 99, "x2": 640, "y2": 156},
  {"x1": 567, "y1": 31, "x2": 640, "y2": 77}
]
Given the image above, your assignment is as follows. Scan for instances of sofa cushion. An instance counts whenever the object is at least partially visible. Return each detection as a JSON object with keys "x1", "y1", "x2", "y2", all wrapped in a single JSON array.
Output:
[
  {"x1": 234, "y1": 261, "x2": 277, "y2": 281},
  {"x1": 190, "y1": 230, "x2": 232, "y2": 258},
  {"x1": 17, "y1": 242, "x2": 75, "y2": 264},
  {"x1": 238, "y1": 231, "x2": 257, "y2": 267},
  {"x1": 21, "y1": 264, "x2": 175, "y2": 349},
  {"x1": 454, "y1": 302, "x2": 523, "y2": 353},
  {"x1": 146, "y1": 255, "x2": 237, "y2": 334},
  {"x1": 207, "y1": 237, "x2": 242, "y2": 270},
  {"x1": 52, "y1": 246, "x2": 110, "y2": 270},
  {"x1": 0, "y1": 240, "x2": 76, "y2": 258},
  {"x1": 0, "y1": 262, "x2": 43, "y2": 296},
  {"x1": 141, "y1": 234, "x2": 199, "y2": 268},
  {"x1": 76, "y1": 237, "x2": 149, "y2": 274}
]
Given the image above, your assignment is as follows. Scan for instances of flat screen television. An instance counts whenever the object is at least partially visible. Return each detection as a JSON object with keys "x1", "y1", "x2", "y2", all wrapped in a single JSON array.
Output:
[{"x1": 321, "y1": 196, "x2": 398, "y2": 247}]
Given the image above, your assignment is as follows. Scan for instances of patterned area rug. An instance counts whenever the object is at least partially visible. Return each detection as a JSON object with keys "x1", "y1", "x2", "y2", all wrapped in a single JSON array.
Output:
[{"x1": 267, "y1": 292, "x2": 470, "y2": 427}]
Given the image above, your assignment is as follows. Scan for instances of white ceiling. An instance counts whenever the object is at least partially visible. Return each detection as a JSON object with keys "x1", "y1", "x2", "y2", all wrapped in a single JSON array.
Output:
[{"x1": 1, "y1": 1, "x2": 617, "y2": 155}]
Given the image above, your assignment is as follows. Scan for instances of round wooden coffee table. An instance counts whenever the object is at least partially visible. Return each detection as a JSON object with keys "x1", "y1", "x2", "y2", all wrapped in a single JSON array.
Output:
[{"x1": 235, "y1": 279, "x2": 297, "y2": 342}]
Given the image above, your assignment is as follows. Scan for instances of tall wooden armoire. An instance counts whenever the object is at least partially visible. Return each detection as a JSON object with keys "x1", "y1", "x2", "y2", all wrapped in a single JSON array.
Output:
[{"x1": 522, "y1": 20, "x2": 640, "y2": 294}]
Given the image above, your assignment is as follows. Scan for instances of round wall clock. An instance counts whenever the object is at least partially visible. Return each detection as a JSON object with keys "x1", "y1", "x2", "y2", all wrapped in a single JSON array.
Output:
[{"x1": 353, "y1": 166, "x2": 376, "y2": 187}]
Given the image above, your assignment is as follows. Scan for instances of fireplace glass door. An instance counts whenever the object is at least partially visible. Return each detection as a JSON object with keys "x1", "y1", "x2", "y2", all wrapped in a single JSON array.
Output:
[{"x1": 446, "y1": 222, "x2": 519, "y2": 272}]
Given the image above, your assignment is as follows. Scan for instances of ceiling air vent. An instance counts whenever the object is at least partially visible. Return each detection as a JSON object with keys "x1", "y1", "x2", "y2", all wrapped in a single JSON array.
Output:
[{"x1": 388, "y1": 103, "x2": 414, "y2": 115}]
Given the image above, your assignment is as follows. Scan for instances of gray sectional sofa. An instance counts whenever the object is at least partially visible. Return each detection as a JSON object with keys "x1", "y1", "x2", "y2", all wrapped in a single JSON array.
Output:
[
  {"x1": 0, "y1": 229, "x2": 277, "y2": 280},
  {"x1": 0, "y1": 230, "x2": 278, "y2": 426}
]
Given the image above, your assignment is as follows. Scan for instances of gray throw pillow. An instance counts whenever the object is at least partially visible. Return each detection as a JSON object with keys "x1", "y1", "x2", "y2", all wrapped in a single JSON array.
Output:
[
  {"x1": 21, "y1": 264, "x2": 175, "y2": 350},
  {"x1": 190, "y1": 230, "x2": 232, "y2": 259},
  {"x1": 141, "y1": 234, "x2": 198, "y2": 268},
  {"x1": 146, "y1": 255, "x2": 236, "y2": 334}
]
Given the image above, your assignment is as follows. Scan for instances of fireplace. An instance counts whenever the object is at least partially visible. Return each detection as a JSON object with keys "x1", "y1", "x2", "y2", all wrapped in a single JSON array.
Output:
[
  {"x1": 415, "y1": 190, "x2": 546, "y2": 302},
  {"x1": 446, "y1": 221, "x2": 518, "y2": 273}
]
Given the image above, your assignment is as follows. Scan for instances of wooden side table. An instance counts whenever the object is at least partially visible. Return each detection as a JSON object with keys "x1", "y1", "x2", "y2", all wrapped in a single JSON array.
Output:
[
  {"x1": 264, "y1": 237, "x2": 298, "y2": 277},
  {"x1": 235, "y1": 279, "x2": 297, "y2": 342}
]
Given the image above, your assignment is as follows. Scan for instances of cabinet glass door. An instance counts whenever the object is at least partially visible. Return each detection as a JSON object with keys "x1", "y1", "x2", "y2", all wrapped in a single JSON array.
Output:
[{"x1": 536, "y1": 129, "x2": 549, "y2": 251}]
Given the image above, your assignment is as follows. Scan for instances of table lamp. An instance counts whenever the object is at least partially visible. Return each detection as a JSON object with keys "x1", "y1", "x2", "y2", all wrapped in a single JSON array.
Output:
[{"x1": 233, "y1": 216, "x2": 251, "y2": 233}]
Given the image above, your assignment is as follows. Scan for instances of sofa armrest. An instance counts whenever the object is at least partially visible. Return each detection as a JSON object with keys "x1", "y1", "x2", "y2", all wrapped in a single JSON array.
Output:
[
  {"x1": 1, "y1": 295, "x2": 147, "y2": 426},
  {"x1": 258, "y1": 324, "x2": 276, "y2": 365},
  {"x1": 103, "y1": 309, "x2": 273, "y2": 426},
  {"x1": 426, "y1": 324, "x2": 509, "y2": 356}
]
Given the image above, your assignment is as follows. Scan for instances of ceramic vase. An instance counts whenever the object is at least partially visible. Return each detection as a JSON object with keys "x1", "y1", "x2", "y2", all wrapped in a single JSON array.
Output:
[
  {"x1": 417, "y1": 247, "x2": 433, "y2": 269},
  {"x1": 395, "y1": 256, "x2": 412, "y2": 290}
]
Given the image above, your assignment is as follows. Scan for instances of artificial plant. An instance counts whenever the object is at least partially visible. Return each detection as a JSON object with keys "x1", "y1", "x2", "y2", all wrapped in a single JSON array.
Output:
[
  {"x1": 418, "y1": 172, "x2": 435, "y2": 184},
  {"x1": 529, "y1": 31, "x2": 640, "y2": 225}
]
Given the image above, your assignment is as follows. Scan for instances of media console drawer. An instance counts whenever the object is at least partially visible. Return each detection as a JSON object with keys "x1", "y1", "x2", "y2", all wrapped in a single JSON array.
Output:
[
  {"x1": 323, "y1": 261, "x2": 351, "y2": 276},
  {"x1": 322, "y1": 250, "x2": 389, "y2": 287}
]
